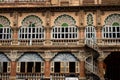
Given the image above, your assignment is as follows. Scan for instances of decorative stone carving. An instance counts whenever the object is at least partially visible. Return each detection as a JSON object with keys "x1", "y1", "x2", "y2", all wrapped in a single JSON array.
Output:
[
  {"x1": 52, "y1": 52, "x2": 78, "y2": 62},
  {"x1": 0, "y1": 15, "x2": 10, "y2": 27},
  {"x1": 105, "y1": 13, "x2": 120, "y2": 26},
  {"x1": 0, "y1": 53, "x2": 10, "y2": 62},
  {"x1": 54, "y1": 14, "x2": 76, "y2": 26},
  {"x1": 5, "y1": 50, "x2": 19, "y2": 61},
  {"x1": 22, "y1": 15, "x2": 43, "y2": 27},
  {"x1": 17, "y1": 52, "x2": 43, "y2": 62}
]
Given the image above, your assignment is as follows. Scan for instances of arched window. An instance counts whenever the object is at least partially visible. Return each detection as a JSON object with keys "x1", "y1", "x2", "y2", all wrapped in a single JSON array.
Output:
[
  {"x1": 102, "y1": 14, "x2": 120, "y2": 38},
  {"x1": 52, "y1": 14, "x2": 78, "y2": 39},
  {"x1": 19, "y1": 15, "x2": 44, "y2": 40},
  {"x1": 85, "y1": 13, "x2": 96, "y2": 43},
  {"x1": 0, "y1": 16, "x2": 11, "y2": 40}
]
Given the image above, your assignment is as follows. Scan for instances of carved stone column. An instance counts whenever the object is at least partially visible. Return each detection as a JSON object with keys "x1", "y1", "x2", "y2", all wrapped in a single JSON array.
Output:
[
  {"x1": 79, "y1": 57, "x2": 86, "y2": 80},
  {"x1": 98, "y1": 57, "x2": 105, "y2": 80}
]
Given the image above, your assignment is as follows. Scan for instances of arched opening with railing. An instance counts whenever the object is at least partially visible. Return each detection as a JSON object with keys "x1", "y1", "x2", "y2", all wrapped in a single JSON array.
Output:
[
  {"x1": 51, "y1": 14, "x2": 79, "y2": 46},
  {"x1": 18, "y1": 15, "x2": 45, "y2": 45},
  {"x1": 16, "y1": 52, "x2": 44, "y2": 80},
  {"x1": 102, "y1": 14, "x2": 120, "y2": 45},
  {"x1": 50, "y1": 52, "x2": 79, "y2": 80}
]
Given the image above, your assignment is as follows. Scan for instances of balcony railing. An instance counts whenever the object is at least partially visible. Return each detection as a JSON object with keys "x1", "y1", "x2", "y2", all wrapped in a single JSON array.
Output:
[
  {"x1": 101, "y1": 38, "x2": 120, "y2": 46},
  {"x1": 0, "y1": 40, "x2": 12, "y2": 46},
  {"x1": 0, "y1": 73, "x2": 10, "y2": 80},
  {"x1": 18, "y1": 39, "x2": 44, "y2": 46},
  {"x1": 51, "y1": 39, "x2": 79, "y2": 46},
  {"x1": 16, "y1": 73, "x2": 44, "y2": 79},
  {"x1": 50, "y1": 73, "x2": 79, "y2": 80},
  {"x1": 0, "y1": 0, "x2": 46, "y2": 2}
]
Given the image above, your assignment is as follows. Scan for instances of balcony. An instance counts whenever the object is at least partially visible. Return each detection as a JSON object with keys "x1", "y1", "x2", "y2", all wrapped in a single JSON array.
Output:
[
  {"x1": 18, "y1": 39, "x2": 44, "y2": 46},
  {"x1": 101, "y1": 38, "x2": 120, "y2": 46},
  {"x1": 0, "y1": 39, "x2": 12, "y2": 46},
  {"x1": 51, "y1": 39, "x2": 80, "y2": 46},
  {"x1": 0, "y1": 73, "x2": 10, "y2": 80},
  {"x1": 16, "y1": 73, "x2": 44, "y2": 79}
]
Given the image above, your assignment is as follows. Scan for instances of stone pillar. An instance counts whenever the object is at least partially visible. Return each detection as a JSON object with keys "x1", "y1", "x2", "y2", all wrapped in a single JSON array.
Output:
[
  {"x1": 10, "y1": 61, "x2": 17, "y2": 80},
  {"x1": 44, "y1": 59, "x2": 50, "y2": 80},
  {"x1": 98, "y1": 58, "x2": 105, "y2": 80},
  {"x1": 79, "y1": 58, "x2": 86, "y2": 80}
]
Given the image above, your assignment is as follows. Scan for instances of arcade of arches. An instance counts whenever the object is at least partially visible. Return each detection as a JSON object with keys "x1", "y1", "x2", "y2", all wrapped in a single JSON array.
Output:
[{"x1": 0, "y1": 8, "x2": 119, "y2": 80}]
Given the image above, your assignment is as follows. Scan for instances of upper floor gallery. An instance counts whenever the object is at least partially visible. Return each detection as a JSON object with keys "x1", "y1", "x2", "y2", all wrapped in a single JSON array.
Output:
[{"x1": 0, "y1": 12, "x2": 120, "y2": 47}]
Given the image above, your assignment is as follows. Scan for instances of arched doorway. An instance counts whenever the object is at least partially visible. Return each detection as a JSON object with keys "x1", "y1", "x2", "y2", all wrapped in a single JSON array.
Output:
[{"x1": 104, "y1": 52, "x2": 120, "y2": 80}]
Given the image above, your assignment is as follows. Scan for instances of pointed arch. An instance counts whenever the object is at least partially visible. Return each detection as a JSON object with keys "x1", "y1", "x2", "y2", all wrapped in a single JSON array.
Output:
[
  {"x1": 54, "y1": 14, "x2": 76, "y2": 26},
  {"x1": 21, "y1": 15, "x2": 43, "y2": 27},
  {"x1": 0, "y1": 15, "x2": 10, "y2": 27},
  {"x1": 52, "y1": 52, "x2": 78, "y2": 62},
  {"x1": 17, "y1": 52, "x2": 44, "y2": 62}
]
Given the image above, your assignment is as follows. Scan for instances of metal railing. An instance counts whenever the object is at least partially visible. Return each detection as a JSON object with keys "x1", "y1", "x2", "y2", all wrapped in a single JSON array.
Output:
[{"x1": 85, "y1": 60, "x2": 99, "y2": 78}]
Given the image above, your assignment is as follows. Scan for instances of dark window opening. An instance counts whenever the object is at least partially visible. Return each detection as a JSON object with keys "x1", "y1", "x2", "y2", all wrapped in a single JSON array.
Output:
[
  {"x1": 54, "y1": 62, "x2": 60, "y2": 73},
  {"x1": 3, "y1": 62, "x2": 7, "y2": 73},
  {"x1": 0, "y1": 28, "x2": 3, "y2": 39},
  {"x1": 35, "y1": 62, "x2": 41, "y2": 72},
  {"x1": 20, "y1": 62, "x2": 25, "y2": 73},
  {"x1": 27, "y1": 62, "x2": 33, "y2": 73},
  {"x1": 69, "y1": 62, "x2": 75, "y2": 73}
]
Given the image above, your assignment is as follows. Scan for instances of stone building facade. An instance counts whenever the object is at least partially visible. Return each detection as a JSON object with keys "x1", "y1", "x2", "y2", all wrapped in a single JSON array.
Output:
[{"x1": 0, "y1": 0, "x2": 120, "y2": 80}]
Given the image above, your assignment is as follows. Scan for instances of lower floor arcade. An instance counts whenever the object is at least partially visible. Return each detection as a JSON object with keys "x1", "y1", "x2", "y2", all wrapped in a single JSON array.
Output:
[{"x1": 0, "y1": 51, "x2": 120, "y2": 80}]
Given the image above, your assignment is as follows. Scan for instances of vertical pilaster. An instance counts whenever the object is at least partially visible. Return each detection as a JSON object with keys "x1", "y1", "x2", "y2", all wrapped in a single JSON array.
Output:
[
  {"x1": 44, "y1": 59, "x2": 50, "y2": 80},
  {"x1": 12, "y1": 11, "x2": 19, "y2": 45},
  {"x1": 98, "y1": 57, "x2": 105, "y2": 80},
  {"x1": 10, "y1": 61, "x2": 17, "y2": 80},
  {"x1": 9, "y1": 50, "x2": 18, "y2": 80},
  {"x1": 79, "y1": 57, "x2": 86, "y2": 80},
  {"x1": 44, "y1": 11, "x2": 52, "y2": 45},
  {"x1": 44, "y1": 51, "x2": 51, "y2": 80},
  {"x1": 96, "y1": 10, "x2": 102, "y2": 44}
]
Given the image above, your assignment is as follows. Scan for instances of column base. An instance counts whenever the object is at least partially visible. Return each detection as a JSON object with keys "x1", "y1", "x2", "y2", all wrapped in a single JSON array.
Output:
[
  {"x1": 79, "y1": 77, "x2": 86, "y2": 80},
  {"x1": 44, "y1": 77, "x2": 50, "y2": 80},
  {"x1": 9, "y1": 76, "x2": 16, "y2": 80}
]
